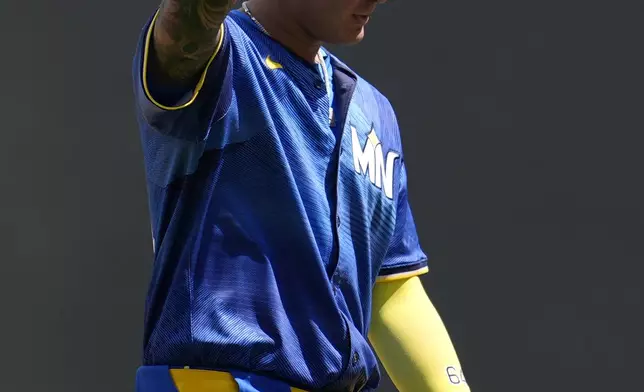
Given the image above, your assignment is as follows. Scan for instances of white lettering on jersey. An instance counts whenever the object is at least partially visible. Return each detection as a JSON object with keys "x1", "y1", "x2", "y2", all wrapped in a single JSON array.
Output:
[{"x1": 351, "y1": 126, "x2": 400, "y2": 199}]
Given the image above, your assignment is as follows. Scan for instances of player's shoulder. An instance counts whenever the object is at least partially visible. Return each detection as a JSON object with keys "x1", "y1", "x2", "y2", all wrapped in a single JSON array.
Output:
[
  {"x1": 332, "y1": 54, "x2": 397, "y2": 121},
  {"x1": 358, "y1": 78, "x2": 398, "y2": 132},
  {"x1": 223, "y1": 10, "x2": 278, "y2": 49},
  {"x1": 328, "y1": 53, "x2": 402, "y2": 146},
  {"x1": 222, "y1": 10, "x2": 251, "y2": 41}
]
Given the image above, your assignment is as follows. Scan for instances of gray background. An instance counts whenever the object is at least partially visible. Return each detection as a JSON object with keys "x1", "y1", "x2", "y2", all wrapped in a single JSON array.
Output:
[{"x1": 1, "y1": 0, "x2": 643, "y2": 391}]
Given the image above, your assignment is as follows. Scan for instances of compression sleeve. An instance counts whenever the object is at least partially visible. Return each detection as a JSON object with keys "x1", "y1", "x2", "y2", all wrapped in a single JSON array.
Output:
[{"x1": 369, "y1": 277, "x2": 471, "y2": 392}]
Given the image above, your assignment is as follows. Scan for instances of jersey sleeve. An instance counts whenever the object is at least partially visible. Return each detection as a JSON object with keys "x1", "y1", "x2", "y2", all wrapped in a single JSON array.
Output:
[
  {"x1": 132, "y1": 10, "x2": 233, "y2": 142},
  {"x1": 377, "y1": 161, "x2": 429, "y2": 282}
]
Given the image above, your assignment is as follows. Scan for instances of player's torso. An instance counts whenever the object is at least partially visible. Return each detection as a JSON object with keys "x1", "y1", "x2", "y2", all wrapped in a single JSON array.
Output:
[{"x1": 142, "y1": 11, "x2": 404, "y2": 391}]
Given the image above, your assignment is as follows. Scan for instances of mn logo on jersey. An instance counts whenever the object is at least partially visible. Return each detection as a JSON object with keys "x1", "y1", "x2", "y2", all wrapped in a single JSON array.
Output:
[{"x1": 351, "y1": 125, "x2": 400, "y2": 200}]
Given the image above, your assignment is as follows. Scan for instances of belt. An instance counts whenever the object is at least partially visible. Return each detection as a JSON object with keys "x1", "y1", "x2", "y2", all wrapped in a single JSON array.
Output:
[{"x1": 170, "y1": 368, "x2": 308, "y2": 392}]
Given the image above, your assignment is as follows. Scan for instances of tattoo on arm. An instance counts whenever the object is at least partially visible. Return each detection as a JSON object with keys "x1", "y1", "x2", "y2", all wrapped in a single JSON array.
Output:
[{"x1": 153, "y1": 0, "x2": 232, "y2": 81}]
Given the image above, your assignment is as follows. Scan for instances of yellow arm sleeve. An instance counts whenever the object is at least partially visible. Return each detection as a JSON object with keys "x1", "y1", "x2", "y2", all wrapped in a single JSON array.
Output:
[{"x1": 369, "y1": 276, "x2": 470, "y2": 392}]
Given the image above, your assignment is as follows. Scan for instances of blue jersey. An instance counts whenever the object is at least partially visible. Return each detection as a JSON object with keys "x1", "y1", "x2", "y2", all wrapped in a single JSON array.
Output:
[{"x1": 132, "y1": 9, "x2": 428, "y2": 392}]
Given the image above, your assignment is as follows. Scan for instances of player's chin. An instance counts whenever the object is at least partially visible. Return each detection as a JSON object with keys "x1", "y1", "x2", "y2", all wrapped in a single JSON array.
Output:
[{"x1": 328, "y1": 27, "x2": 366, "y2": 46}]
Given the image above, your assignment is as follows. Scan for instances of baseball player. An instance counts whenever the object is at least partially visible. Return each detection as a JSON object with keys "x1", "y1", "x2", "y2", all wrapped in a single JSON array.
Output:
[{"x1": 132, "y1": 0, "x2": 470, "y2": 391}]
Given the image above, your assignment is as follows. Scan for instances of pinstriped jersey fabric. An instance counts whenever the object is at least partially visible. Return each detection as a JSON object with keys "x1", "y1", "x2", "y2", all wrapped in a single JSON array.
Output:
[{"x1": 132, "y1": 9, "x2": 427, "y2": 392}]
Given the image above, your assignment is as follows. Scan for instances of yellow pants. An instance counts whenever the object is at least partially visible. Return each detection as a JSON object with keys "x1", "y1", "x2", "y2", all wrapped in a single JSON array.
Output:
[{"x1": 170, "y1": 368, "x2": 308, "y2": 392}]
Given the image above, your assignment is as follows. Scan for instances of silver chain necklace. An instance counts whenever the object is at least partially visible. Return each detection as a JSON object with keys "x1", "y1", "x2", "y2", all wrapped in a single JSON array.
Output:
[
  {"x1": 241, "y1": 1, "x2": 270, "y2": 36},
  {"x1": 241, "y1": 1, "x2": 332, "y2": 100},
  {"x1": 241, "y1": 1, "x2": 334, "y2": 125}
]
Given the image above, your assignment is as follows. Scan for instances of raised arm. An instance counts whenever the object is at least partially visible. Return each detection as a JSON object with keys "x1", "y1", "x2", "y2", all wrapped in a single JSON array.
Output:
[{"x1": 153, "y1": 0, "x2": 235, "y2": 82}]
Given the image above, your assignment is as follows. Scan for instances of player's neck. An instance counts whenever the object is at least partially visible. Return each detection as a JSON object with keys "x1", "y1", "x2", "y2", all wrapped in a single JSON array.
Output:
[{"x1": 246, "y1": 0, "x2": 322, "y2": 64}]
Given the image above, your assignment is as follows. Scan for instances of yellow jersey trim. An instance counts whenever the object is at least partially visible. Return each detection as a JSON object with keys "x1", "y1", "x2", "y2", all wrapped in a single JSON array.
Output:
[
  {"x1": 141, "y1": 10, "x2": 226, "y2": 111},
  {"x1": 376, "y1": 266, "x2": 429, "y2": 283}
]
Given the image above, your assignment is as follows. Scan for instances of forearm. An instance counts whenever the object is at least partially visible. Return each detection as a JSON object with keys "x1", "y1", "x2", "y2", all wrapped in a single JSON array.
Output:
[
  {"x1": 369, "y1": 277, "x2": 470, "y2": 392},
  {"x1": 153, "y1": 0, "x2": 233, "y2": 81}
]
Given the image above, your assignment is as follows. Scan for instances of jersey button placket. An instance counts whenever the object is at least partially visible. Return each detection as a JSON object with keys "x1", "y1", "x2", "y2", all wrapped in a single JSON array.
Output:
[
  {"x1": 352, "y1": 351, "x2": 360, "y2": 365},
  {"x1": 351, "y1": 352, "x2": 366, "y2": 392}
]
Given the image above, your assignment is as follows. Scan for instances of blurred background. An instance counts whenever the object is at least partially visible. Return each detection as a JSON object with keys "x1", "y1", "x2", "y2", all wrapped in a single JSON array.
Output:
[{"x1": 1, "y1": 0, "x2": 642, "y2": 391}]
